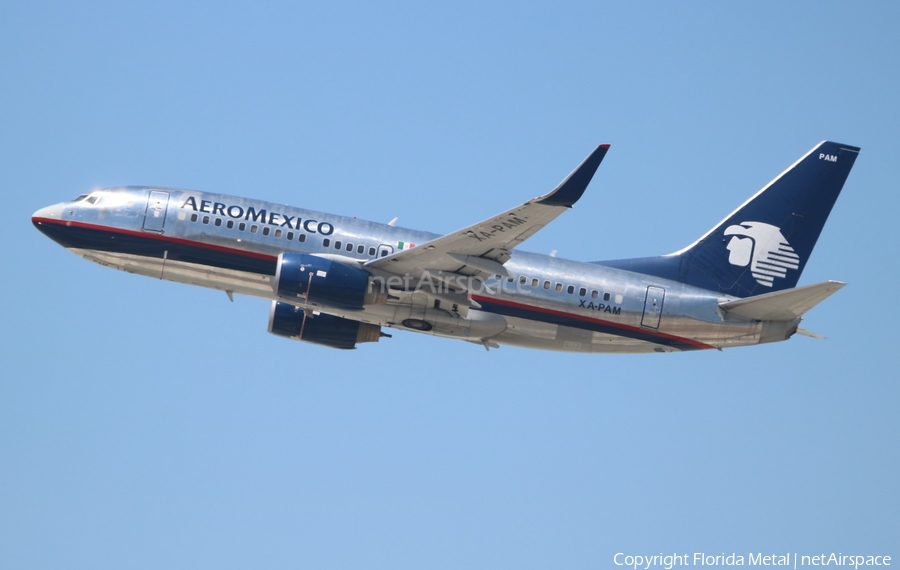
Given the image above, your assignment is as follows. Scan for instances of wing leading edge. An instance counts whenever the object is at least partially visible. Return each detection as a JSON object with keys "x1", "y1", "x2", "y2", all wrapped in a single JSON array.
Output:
[{"x1": 365, "y1": 144, "x2": 610, "y2": 283}]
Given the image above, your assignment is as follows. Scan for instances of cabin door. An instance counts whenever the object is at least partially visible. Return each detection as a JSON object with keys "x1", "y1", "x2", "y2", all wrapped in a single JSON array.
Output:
[
  {"x1": 143, "y1": 191, "x2": 170, "y2": 232},
  {"x1": 377, "y1": 244, "x2": 394, "y2": 258},
  {"x1": 641, "y1": 286, "x2": 665, "y2": 329}
]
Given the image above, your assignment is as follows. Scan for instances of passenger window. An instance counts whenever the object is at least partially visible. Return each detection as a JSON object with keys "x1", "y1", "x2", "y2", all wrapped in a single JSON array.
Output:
[
  {"x1": 591, "y1": 290, "x2": 599, "y2": 299},
  {"x1": 555, "y1": 283, "x2": 563, "y2": 292},
  {"x1": 238, "y1": 222, "x2": 246, "y2": 231},
  {"x1": 380, "y1": 250, "x2": 388, "y2": 257},
  {"x1": 357, "y1": 245, "x2": 364, "y2": 254},
  {"x1": 604, "y1": 292, "x2": 611, "y2": 301},
  {"x1": 226, "y1": 220, "x2": 234, "y2": 229},
  {"x1": 190, "y1": 213, "x2": 198, "y2": 222},
  {"x1": 323, "y1": 238, "x2": 330, "y2": 247},
  {"x1": 250, "y1": 225, "x2": 258, "y2": 234},
  {"x1": 519, "y1": 276, "x2": 527, "y2": 285},
  {"x1": 335, "y1": 240, "x2": 342, "y2": 249},
  {"x1": 262, "y1": 227, "x2": 270, "y2": 236},
  {"x1": 298, "y1": 234, "x2": 306, "y2": 242},
  {"x1": 579, "y1": 287, "x2": 587, "y2": 297},
  {"x1": 532, "y1": 278, "x2": 539, "y2": 287},
  {"x1": 368, "y1": 247, "x2": 376, "y2": 256},
  {"x1": 543, "y1": 281, "x2": 551, "y2": 290},
  {"x1": 346, "y1": 243, "x2": 353, "y2": 252},
  {"x1": 287, "y1": 231, "x2": 294, "y2": 240},
  {"x1": 567, "y1": 285, "x2": 574, "y2": 294},
  {"x1": 214, "y1": 218, "x2": 222, "y2": 227},
  {"x1": 276, "y1": 229, "x2": 284, "y2": 238},
  {"x1": 202, "y1": 215, "x2": 210, "y2": 224}
]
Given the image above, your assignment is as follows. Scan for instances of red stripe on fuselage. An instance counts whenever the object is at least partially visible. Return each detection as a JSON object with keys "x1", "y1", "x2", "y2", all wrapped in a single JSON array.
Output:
[
  {"x1": 34, "y1": 216, "x2": 714, "y2": 350},
  {"x1": 32, "y1": 217, "x2": 277, "y2": 262},
  {"x1": 471, "y1": 294, "x2": 714, "y2": 350}
]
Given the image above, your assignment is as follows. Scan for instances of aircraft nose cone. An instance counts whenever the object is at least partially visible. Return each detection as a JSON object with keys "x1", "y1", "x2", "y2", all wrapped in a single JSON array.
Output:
[
  {"x1": 31, "y1": 202, "x2": 66, "y2": 229},
  {"x1": 32, "y1": 203, "x2": 65, "y2": 222},
  {"x1": 32, "y1": 203, "x2": 67, "y2": 240}
]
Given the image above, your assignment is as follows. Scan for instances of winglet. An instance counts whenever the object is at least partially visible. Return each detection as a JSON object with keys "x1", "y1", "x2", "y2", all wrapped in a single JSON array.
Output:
[{"x1": 534, "y1": 144, "x2": 610, "y2": 208}]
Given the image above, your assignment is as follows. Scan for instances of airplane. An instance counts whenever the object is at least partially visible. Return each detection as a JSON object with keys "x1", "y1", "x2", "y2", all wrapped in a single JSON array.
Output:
[{"x1": 32, "y1": 141, "x2": 859, "y2": 353}]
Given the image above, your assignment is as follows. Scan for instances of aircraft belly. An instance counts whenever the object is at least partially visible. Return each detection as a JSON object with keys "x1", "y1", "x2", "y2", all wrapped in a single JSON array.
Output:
[
  {"x1": 492, "y1": 316, "x2": 650, "y2": 353},
  {"x1": 72, "y1": 248, "x2": 274, "y2": 298},
  {"x1": 658, "y1": 314, "x2": 763, "y2": 349},
  {"x1": 555, "y1": 325, "x2": 593, "y2": 352},
  {"x1": 69, "y1": 248, "x2": 764, "y2": 352}
]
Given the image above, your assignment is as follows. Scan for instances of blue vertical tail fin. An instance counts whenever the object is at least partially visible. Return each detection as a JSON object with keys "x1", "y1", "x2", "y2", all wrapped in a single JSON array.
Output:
[{"x1": 595, "y1": 141, "x2": 860, "y2": 297}]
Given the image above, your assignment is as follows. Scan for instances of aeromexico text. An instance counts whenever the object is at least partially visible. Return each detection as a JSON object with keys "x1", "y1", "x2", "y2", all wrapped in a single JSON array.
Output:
[{"x1": 182, "y1": 197, "x2": 335, "y2": 235}]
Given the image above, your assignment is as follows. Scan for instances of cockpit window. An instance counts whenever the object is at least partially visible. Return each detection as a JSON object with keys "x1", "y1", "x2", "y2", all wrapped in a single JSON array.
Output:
[{"x1": 74, "y1": 193, "x2": 101, "y2": 204}]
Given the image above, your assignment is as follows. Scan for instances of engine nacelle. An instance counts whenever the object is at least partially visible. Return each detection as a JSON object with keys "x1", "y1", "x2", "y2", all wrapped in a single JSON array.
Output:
[
  {"x1": 274, "y1": 252, "x2": 386, "y2": 309},
  {"x1": 268, "y1": 301, "x2": 384, "y2": 349}
]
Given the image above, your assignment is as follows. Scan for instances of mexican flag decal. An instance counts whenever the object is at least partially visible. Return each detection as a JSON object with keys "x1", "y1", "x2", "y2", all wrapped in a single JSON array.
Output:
[{"x1": 398, "y1": 241, "x2": 416, "y2": 250}]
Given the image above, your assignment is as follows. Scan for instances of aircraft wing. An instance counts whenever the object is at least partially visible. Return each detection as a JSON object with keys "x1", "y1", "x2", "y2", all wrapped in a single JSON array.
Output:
[{"x1": 365, "y1": 144, "x2": 609, "y2": 284}]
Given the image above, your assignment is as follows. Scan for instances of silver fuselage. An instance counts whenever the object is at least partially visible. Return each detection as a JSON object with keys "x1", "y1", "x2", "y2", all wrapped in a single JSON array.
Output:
[{"x1": 33, "y1": 186, "x2": 791, "y2": 353}]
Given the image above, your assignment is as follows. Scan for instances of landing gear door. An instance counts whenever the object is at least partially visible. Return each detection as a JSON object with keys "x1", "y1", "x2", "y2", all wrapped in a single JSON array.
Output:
[
  {"x1": 641, "y1": 286, "x2": 665, "y2": 329},
  {"x1": 143, "y1": 191, "x2": 170, "y2": 233}
]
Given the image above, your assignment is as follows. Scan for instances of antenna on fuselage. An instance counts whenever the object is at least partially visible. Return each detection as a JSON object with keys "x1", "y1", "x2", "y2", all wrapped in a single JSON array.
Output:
[{"x1": 388, "y1": 217, "x2": 398, "y2": 226}]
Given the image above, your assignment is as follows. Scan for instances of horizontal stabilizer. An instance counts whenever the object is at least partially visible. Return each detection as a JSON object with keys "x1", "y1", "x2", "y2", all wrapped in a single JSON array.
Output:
[
  {"x1": 795, "y1": 327, "x2": 826, "y2": 340},
  {"x1": 719, "y1": 280, "x2": 845, "y2": 321}
]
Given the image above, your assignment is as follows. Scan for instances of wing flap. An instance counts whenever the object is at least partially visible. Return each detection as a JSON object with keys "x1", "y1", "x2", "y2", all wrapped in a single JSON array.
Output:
[{"x1": 718, "y1": 280, "x2": 845, "y2": 321}]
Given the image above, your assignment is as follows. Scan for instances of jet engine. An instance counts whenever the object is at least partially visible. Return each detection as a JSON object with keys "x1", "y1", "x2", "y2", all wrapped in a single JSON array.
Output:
[
  {"x1": 274, "y1": 252, "x2": 387, "y2": 309},
  {"x1": 268, "y1": 301, "x2": 385, "y2": 349}
]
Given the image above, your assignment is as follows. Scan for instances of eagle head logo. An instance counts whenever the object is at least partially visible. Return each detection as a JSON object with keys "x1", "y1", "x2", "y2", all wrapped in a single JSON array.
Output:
[{"x1": 724, "y1": 221, "x2": 800, "y2": 287}]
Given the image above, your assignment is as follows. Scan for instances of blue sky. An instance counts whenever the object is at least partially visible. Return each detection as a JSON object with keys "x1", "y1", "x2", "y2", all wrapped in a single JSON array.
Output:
[{"x1": 2, "y1": 2, "x2": 898, "y2": 568}]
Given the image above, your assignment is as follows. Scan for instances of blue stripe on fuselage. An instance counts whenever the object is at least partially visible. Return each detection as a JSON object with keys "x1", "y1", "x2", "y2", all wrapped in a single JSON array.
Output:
[
  {"x1": 32, "y1": 219, "x2": 277, "y2": 275},
  {"x1": 33, "y1": 218, "x2": 711, "y2": 351},
  {"x1": 472, "y1": 296, "x2": 710, "y2": 351}
]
